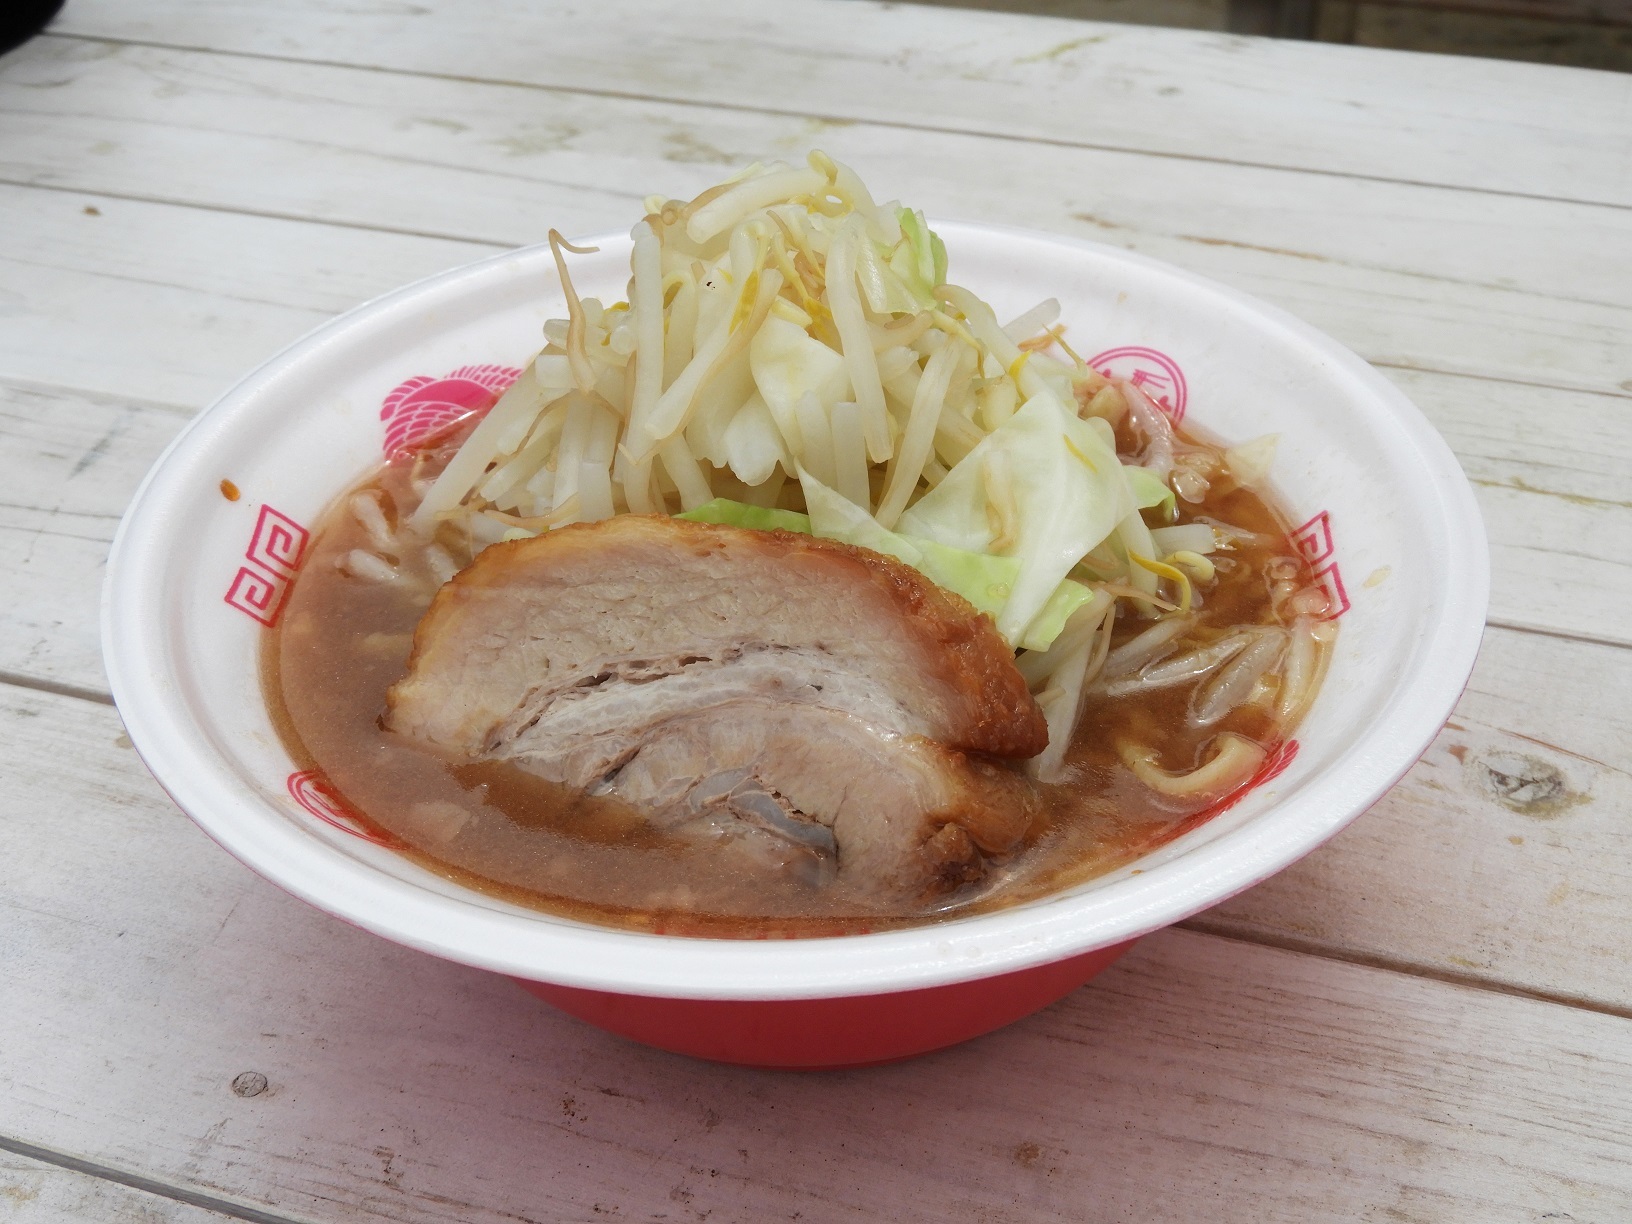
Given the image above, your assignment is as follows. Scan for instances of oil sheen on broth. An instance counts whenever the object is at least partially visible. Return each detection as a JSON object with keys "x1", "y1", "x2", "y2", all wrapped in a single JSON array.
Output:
[{"x1": 266, "y1": 421, "x2": 1327, "y2": 937}]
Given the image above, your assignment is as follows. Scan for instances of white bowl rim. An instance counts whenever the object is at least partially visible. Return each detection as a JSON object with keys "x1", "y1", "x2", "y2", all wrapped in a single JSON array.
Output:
[{"x1": 103, "y1": 222, "x2": 1489, "y2": 1001}]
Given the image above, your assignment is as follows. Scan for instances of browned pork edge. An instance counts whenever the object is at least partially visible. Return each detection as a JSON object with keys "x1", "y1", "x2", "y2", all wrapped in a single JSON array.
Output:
[{"x1": 390, "y1": 514, "x2": 1048, "y2": 759}]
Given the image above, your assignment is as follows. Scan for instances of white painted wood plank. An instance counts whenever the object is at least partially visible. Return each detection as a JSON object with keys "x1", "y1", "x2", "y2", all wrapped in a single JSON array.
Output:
[
  {"x1": 50, "y1": 0, "x2": 1632, "y2": 208},
  {"x1": 0, "y1": 1151, "x2": 245, "y2": 1224},
  {"x1": 0, "y1": 381, "x2": 187, "y2": 694},
  {"x1": 1200, "y1": 623, "x2": 1632, "y2": 1006},
  {"x1": 1384, "y1": 367, "x2": 1632, "y2": 644},
  {"x1": 3, "y1": 686, "x2": 1630, "y2": 1224},
  {"x1": 2, "y1": 36, "x2": 1629, "y2": 401},
  {"x1": 0, "y1": 183, "x2": 499, "y2": 410}
]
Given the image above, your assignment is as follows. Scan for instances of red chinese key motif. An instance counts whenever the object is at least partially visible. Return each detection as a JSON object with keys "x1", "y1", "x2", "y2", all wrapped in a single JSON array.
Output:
[
  {"x1": 380, "y1": 363, "x2": 521, "y2": 457},
  {"x1": 1289, "y1": 510, "x2": 1350, "y2": 619},
  {"x1": 1088, "y1": 346, "x2": 1188, "y2": 423},
  {"x1": 223, "y1": 504, "x2": 310, "y2": 627}
]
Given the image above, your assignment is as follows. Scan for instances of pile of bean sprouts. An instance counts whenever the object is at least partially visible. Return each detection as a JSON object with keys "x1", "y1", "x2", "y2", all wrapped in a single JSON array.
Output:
[{"x1": 365, "y1": 153, "x2": 1333, "y2": 786}]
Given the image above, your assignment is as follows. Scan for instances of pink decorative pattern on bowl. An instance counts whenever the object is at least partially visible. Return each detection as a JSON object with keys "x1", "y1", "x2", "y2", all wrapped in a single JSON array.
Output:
[
  {"x1": 380, "y1": 364, "x2": 521, "y2": 456},
  {"x1": 1089, "y1": 346, "x2": 1188, "y2": 422}
]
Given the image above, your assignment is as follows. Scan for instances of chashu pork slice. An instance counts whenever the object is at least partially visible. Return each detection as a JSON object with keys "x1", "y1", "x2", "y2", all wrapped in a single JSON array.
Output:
[{"x1": 385, "y1": 515, "x2": 1047, "y2": 900}]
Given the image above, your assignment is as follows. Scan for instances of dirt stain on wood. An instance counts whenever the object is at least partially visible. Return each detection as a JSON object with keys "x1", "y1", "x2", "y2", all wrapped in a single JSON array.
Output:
[
  {"x1": 1178, "y1": 233, "x2": 1333, "y2": 264},
  {"x1": 491, "y1": 124, "x2": 581, "y2": 158},
  {"x1": 1472, "y1": 474, "x2": 1632, "y2": 512},
  {"x1": 665, "y1": 131, "x2": 747, "y2": 166},
  {"x1": 1014, "y1": 35, "x2": 1107, "y2": 64},
  {"x1": 0, "y1": 1182, "x2": 40, "y2": 1204},
  {"x1": 1071, "y1": 211, "x2": 1133, "y2": 233}
]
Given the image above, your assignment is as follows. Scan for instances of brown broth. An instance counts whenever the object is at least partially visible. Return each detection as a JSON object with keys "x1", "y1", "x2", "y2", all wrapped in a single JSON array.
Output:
[{"x1": 265, "y1": 427, "x2": 1326, "y2": 937}]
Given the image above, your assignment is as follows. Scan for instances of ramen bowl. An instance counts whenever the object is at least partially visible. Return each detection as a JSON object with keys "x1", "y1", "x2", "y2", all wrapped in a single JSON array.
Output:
[{"x1": 103, "y1": 223, "x2": 1487, "y2": 1068}]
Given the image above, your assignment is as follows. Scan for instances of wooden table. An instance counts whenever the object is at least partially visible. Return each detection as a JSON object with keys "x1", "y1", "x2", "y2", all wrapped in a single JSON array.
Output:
[{"x1": 2, "y1": 2, "x2": 1629, "y2": 1219}]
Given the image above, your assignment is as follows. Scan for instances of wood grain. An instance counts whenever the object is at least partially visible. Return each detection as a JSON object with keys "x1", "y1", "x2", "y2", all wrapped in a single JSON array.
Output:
[
  {"x1": 0, "y1": 1148, "x2": 268, "y2": 1224},
  {"x1": 2, "y1": 3, "x2": 1629, "y2": 1216},
  {"x1": 0, "y1": 107, "x2": 1626, "y2": 679},
  {"x1": 1, "y1": 684, "x2": 1629, "y2": 1224},
  {"x1": 0, "y1": 182, "x2": 497, "y2": 408},
  {"x1": 0, "y1": 380, "x2": 186, "y2": 694},
  {"x1": 1200, "y1": 622, "x2": 1632, "y2": 1012},
  {"x1": 1364, "y1": 0, "x2": 1632, "y2": 23},
  {"x1": 2, "y1": 36, "x2": 1629, "y2": 402},
  {"x1": 48, "y1": 0, "x2": 1632, "y2": 208}
]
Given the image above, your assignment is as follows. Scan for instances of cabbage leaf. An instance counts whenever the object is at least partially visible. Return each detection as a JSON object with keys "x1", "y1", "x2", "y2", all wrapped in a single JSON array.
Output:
[
  {"x1": 881, "y1": 208, "x2": 948, "y2": 311},
  {"x1": 1125, "y1": 464, "x2": 1176, "y2": 516},
  {"x1": 676, "y1": 498, "x2": 811, "y2": 534},
  {"x1": 677, "y1": 490, "x2": 1088, "y2": 647},
  {"x1": 898, "y1": 389, "x2": 1135, "y2": 643},
  {"x1": 797, "y1": 468, "x2": 925, "y2": 568}
]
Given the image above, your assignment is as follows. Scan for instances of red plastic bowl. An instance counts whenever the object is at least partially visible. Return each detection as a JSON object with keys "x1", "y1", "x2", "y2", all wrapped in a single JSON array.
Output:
[{"x1": 517, "y1": 941, "x2": 1135, "y2": 1068}]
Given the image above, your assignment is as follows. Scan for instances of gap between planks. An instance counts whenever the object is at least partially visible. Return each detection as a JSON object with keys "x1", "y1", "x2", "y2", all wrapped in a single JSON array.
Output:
[
  {"x1": 1481, "y1": 616, "x2": 1632, "y2": 651},
  {"x1": 1177, "y1": 922, "x2": 1632, "y2": 1024},
  {"x1": 34, "y1": 30, "x2": 1632, "y2": 219},
  {"x1": 1370, "y1": 360, "x2": 1632, "y2": 404},
  {"x1": 0, "y1": 175, "x2": 517, "y2": 253},
  {"x1": 0, "y1": 669, "x2": 114, "y2": 707},
  {"x1": 0, "y1": 1134, "x2": 309, "y2": 1224}
]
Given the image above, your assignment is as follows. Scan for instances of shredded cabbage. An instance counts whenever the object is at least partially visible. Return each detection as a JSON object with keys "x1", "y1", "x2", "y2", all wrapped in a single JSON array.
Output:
[
  {"x1": 1126, "y1": 465, "x2": 1177, "y2": 517},
  {"x1": 675, "y1": 498, "x2": 812, "y2": 535}
]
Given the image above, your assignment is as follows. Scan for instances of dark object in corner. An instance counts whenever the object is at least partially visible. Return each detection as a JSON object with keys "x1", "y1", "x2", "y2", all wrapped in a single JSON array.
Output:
[
  {"x1": 1, "y1": 0, "x2": 67, "y2": 57},
  {"x1": 1229, "y1": 0, "x2": 1632, "y2": 39},
  {"x1": 1228, "y1": 0, "x2": 1320, "y2": 36}
]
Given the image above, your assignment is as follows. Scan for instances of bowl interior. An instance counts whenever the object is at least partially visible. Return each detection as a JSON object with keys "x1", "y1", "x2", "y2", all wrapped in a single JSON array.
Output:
[{"x1": 104, "y1": 224, "x2": 1487, "y2": 999}]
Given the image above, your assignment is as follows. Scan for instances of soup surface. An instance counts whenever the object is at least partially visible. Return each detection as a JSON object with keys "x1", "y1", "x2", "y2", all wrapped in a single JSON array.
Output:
[{"x1": 266, "y1": 417, "x2": 1332, "y2": 937}]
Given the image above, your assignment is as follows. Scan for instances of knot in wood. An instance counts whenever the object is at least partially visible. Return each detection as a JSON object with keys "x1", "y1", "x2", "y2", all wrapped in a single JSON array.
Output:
[
  {"x1": 231, "y1": 1071, "x2": 269, "y2": 1098},
  {"x1": 1470, "y1": 751, "x2": 1572, "y2": 816}
]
